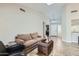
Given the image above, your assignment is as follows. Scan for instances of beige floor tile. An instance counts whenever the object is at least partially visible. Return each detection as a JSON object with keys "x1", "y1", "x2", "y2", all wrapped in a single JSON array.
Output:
[{"x1": 26, "y1": 37, "x2": 79, "y2": 56}]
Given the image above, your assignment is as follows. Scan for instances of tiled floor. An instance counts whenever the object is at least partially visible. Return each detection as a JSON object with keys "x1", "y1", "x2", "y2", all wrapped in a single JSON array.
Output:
[{"x1": 27, "y1": 37, "x2": 79, "y2": 56}]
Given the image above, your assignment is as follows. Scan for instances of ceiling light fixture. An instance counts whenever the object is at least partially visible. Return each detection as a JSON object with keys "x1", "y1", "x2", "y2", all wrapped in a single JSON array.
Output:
[{"x1": 46, "y1": 3, "x2": 53, "y2": 5}]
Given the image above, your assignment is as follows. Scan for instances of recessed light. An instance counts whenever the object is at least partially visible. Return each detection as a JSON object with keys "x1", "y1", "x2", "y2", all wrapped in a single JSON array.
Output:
[{"x1": 46, "y1": 3, "x2": 53, "y2": 5}]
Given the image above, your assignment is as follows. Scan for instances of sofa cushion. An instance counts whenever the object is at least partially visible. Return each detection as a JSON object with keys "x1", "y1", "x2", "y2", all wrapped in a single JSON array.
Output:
[
  {"x1": 24, "y1": 40, "x2": 38, "y2": 47},
  {"x1": 25, "y1": 34, "x2": 32, "y2": 40},
  {"x1": 16, "y1": 34, "x2": 32, "y2": 41},
  {"x1": 34, "y1": 38, "x2": 43, "y2": 42},
  {"x1": 30, "y1": 32, "x2": 39, "y2": 39}
]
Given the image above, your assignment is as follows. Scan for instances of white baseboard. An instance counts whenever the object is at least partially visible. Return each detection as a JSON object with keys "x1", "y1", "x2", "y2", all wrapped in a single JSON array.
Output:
[
  {"x1": 62, "y1": 40, "x2": 78, "y2": 43},
  {"x1": 62, "y1": 40, "x2": 72, "y2": 43}
]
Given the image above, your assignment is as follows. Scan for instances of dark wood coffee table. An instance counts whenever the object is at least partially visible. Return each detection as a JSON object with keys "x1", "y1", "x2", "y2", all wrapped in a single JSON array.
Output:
[{"x1": 37, "y1": 40, "x2": 53, "y2": 56}]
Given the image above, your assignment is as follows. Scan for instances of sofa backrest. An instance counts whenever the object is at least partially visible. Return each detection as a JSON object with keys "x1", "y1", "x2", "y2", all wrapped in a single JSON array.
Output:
[
  {"x1": 15, "y1": 34, "x2": 32, "y2": 41},
  {"x1": 30, "y1": 32, "x2": 39, "y2": 39}
]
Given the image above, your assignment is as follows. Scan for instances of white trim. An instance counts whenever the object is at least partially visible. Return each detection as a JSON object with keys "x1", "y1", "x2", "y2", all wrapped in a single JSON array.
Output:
[
  {"x1": 71, "y1": 41, "x2": 78, "y2": 43},
  {"x1": 63, "y1": 39, "x2": 78, "y2": 43},
  {"x1": 62, "y1": 39, "x2": 72, "y2": 43}
]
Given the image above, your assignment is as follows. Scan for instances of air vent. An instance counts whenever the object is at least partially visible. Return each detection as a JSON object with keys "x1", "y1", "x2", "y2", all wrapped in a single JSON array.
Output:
[
  {"x1": 20, "y1": 8, "x2": 25, "y2": 12},
  {"x1": 71, "y1": 10, "x2": 78, "y2": 13}
]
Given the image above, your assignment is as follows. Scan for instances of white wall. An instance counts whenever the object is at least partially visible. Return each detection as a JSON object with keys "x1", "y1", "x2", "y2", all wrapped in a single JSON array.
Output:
[
  {"x1": 69, "y1": 4, "x2": 79, "y2": 43},
  {"x1": 0, "y1": 4, "x2": 47, "y2": 45},
  {"x1": 70, "y1": 4, "x2": 79, "y2": 32},
  {"x1": 62, "y1": 4, "x2": 79, "y2": 43},
  {"x1": 62, "y1": 4, "x2": 72, "y2": 42}
]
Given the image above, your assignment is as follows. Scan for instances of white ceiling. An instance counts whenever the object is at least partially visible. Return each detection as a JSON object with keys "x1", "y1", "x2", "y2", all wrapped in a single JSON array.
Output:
[
  {"x1": 20, "y1": 3, "x2": 49, "y2": 14},
  {"x1": 20, "y1": 3, "x2": 65, "y2": 23}
]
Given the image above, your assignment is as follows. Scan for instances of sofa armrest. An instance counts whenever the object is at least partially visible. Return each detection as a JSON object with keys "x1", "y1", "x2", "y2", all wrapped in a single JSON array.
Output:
[
  {"x1": 15, "y1": 39, "x2": 24, "y2": 45},
  {"x1": 0, "y1": 52, "x2": 9, "y2": 56}
]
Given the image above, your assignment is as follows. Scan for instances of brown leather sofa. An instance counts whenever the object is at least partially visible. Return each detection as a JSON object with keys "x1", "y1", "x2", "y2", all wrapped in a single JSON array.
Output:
[{"x1": 15, "y1": 32, "x2": 45, "y2": 54}]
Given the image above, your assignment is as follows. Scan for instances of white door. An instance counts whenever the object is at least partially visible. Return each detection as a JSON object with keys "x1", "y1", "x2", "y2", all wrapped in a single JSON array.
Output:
[{"x1": 49, "y1": 20, "x2": 58, "y2": 37}]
